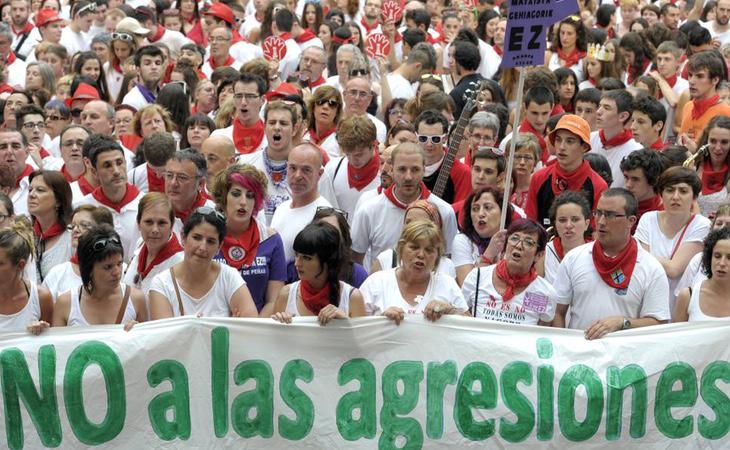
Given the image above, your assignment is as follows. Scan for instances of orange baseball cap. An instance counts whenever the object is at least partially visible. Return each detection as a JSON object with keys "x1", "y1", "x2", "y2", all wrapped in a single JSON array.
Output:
[{"x1": 548, "y1": 114, "x2": 591, "y2": 148}]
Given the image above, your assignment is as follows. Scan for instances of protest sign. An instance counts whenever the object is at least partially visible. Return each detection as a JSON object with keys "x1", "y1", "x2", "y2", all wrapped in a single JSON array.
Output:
[
  {"x1": 262, "y1": 36, "x2": 287, "y2": 61},
  {"x1": 381, "y1": 0, "x2": 402, "y2": 23},
  {"x1": 2, "y1": 316, "x2": 730, "y2": 448},
  {"x1": 366, "y1": 33, "x2": 391, "y2": 59}
]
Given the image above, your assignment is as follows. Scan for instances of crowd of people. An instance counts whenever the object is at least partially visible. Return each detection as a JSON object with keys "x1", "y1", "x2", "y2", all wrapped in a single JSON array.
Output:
[{"x1": 0, "y1": 0, "x2": 730, "y2": 340}]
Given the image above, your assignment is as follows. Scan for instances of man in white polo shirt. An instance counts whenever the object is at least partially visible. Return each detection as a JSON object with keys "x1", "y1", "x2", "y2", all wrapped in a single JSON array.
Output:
[
  {"x1": 552, "y1": 188, "x2": 670, "y2": 339},
  {"x1": 351, "y1": 142, "x2": 457, "y2": 270}
]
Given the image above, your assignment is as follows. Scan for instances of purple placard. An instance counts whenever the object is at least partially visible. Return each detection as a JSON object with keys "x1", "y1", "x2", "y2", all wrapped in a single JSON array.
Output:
[
  {"x1": 502, "y1": 0, "x2": 579, "y2": 68},
  {"x1": 522, "y1": 291, "x2": 548, "y2": 313}
]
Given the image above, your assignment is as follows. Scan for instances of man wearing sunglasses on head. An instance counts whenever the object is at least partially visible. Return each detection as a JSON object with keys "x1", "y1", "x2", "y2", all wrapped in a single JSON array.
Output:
[
  {"x1": 60, "y1": 0, "x2": 96, "y2": 57},
  {"x1": 415, "y1": 110, "x2": 471, "y2": 205}
]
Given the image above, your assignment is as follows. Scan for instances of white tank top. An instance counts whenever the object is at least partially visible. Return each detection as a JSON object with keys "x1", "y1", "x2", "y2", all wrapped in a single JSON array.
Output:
[
  {"x1": 0, "y1": 281, "x2": 41, "y2": 332},
  {"x1": 67, "y1": 284, "x2": 137, "y2": 327},
  {"x1": 687, "y1": 280, "x2": 730, "y2": 322},
  {"x1": 285, "y1": 281, "x2": 354, "y2": 316}
]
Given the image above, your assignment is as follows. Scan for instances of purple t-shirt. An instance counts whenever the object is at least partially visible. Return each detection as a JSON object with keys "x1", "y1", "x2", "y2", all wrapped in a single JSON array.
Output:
[{"x1": 215, "y1": 233, "x2": 287, "y2": 312}]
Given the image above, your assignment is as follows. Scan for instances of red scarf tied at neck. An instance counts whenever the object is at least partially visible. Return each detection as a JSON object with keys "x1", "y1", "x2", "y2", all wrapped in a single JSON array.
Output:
[
  {"x1": 551, "y1": 160, "x2": 592, "y2": 196},
  {"x1": 232, "y1": 118, "x2": 265, "y2": 154},
  {"x1": 309, "y1": 126, "x2": 336, "y2": 145},
  {"x1": 91, "y1": 184, "x2": 141, "y2": 213},
  {"x1": 15, "y1": 164, "x2": 33, "y2": 188},
  {"x1": 220, "y1": 220, "x2": 261, "y2": 269},
  {"x1": 383, "y1": 181, "x2": 430, "y2": 209},
  {"x1": 348, "y1": 150, "x2": 380, "y2": 191},
  {"x1": 208, "y1": 54, "x2": 235, "y2": 70},
  {"x1": 692, "y1": 94, "x2": 721, "y2": 120},
  {"x1": 650, "y1": 138, "x2": 665, "y2": 151},
  {"x1": 519, "y1": 119, "x2": 548, "y2": 164},
  {"x1": 360, "y1": 17, "x2": 380, "y2": 34},
  {"x1": 136, "y1": 235, "x2": 183, "y2": 281},
  {"x1": 599, "y1": 128, "x2": 633, "y2": 148},
  {"x1": 175, "y1": 193, "x2": 208, "y2": 225},
  {"x1": 33, "y1": 221, "x2": 65, "y2": 241},
  {"x1": 494, "y1": 259, "x2": 537, "y2": 301},
  {"x1": 147, "y1": 165, "x2": 166, "y2": 193},
  {"x1": 556, "y1": 48, "x2": 587, "y2": 68},
  {"x1": 656, "y1": 74, "x2": 678, "y2": 100},
  {"x1": 300, "y1": 280, "x2": 332, "y2": 314},
  {"x1": 701, "y1": 158, "x2": 729, "y2": 195},
  {"x1": 295, "y1": 29, "x2": 317, "y2": 43},
  {"x1": 591, "y1": 239, "x2": 638, "y2": 290}
]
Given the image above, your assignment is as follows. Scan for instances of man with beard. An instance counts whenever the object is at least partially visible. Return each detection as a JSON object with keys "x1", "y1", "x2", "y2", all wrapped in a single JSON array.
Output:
[
  {"x1": 692, "y1": 0, "x2": 730, "y2": 44},
  {"x1": 238, "y1": 101, "x2": 298, "y2": 224},
  {"x1": 0, "y1": 129, "x2": 32, "y2": 216},
  {"x1": 359, "y1": 0, "x2": 383, "y2": 36},
  {"x1": 10, "y1": 0, "x2": 40, "y2": 60},
  {"x1": 122, "y1": 46, "x2": 165, "y2": 110},
  {"x1": 298, "y1": 47, "x2": 327, "y2": 89},
  {"x1": 201, "y1": 27, "x2": 242, "y2": 78},
  {"x1": 165, "y1": 149, "x2": 215, "y2": 239},
  {"x1": 212, "y1": 73, "x2": 268, "y2": 155},
  {"x1": 449, "y1": 41, "x2": 484, "y2": 119}
]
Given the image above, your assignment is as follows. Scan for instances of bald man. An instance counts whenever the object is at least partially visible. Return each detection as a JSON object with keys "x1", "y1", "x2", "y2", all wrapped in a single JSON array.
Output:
[{"x1": 200, "y1": 135, "x2": 237, "y2": 191}]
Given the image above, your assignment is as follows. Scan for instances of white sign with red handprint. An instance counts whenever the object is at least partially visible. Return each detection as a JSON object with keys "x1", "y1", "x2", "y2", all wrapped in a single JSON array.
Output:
[
  {"x1": 366, "y1": 33, "x2": 391, "y2": 59},
  {"x1": 381, "y1": 0, "x2": 402, "y2": 22},
  {"x1": 463, "y1": 0, "x2": 477, "y2": 8},
  {"x1": 262, "y1": 36, "x2": 287, "y2": 61}
]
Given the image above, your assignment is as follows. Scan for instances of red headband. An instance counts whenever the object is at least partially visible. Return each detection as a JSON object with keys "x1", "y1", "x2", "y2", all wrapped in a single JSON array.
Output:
[{"x1": 332, "y1": 35, "x2": 353, "y2": 45}]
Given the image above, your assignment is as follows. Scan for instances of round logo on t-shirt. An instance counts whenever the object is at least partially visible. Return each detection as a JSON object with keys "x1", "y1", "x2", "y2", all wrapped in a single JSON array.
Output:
[{"x1": 228, "y1": 246, "x2": 245, "y2": 261}]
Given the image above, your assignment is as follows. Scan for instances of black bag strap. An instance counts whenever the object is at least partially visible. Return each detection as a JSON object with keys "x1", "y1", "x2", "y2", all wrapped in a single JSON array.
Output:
[
  {"x1": 13, "y1": 33, "x2": 30, "y2": 60},
  {"x1": 472, "y1": 266, "x2": 481, "y2": 317},
  {"x1": 333, "y1": 157, "x2": 346, "y2": 180},
  {"x1": 391, "y1": 249, "x2": 397, "y2": 269}
]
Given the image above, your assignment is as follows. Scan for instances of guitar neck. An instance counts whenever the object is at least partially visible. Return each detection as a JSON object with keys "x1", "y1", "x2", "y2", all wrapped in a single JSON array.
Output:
[{"x1": 432, "y1": 109, "x2": 470, "y2": 198}]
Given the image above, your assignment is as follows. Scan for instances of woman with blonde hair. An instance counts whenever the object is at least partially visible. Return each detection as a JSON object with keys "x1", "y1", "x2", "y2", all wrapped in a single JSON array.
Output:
[
  {"x1": 305, "y1": 86, "x2": 343, "y2": 158},
  {"x1": 123, "y1": 104, "x2": 176, "y2": 152}
]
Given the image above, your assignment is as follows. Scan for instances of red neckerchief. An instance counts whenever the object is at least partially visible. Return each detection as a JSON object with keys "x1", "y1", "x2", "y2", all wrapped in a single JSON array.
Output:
[
  {"x1": 60, "y1": 165, "x2": 82, "y2": 182},
  {"x1": 692, "y1": 94, "x2": 720, "y2": 120},
  {"x1": 77, "y1": 176, "x2": 94, "y2": 195},
  {"x1": 111, "y1": 61, "x2": 123, "y2": 74},
  {"x1": 208, "y1": 54, "x2": 235, "y2": 69},
  {"x1": 91, "y1": 184, "x2": 141, "y2": 213},
  {"x1": 552, "y1": 104, "x2": 565, "y2": 116},
  {"x1": 7, "y1": 51, "x2": 18, "y2": 65},
  {"x1": 494, "y1": 259, "x2": 537, "y2": 301},
  {"x1": 348, "y1": 150, "x2": 380, "y2": 191},
  {"x1": 279, "y1": 32, "x2": 292, "y2": 40},
  {"x1": 519, "y1": 119, "x2": 548, "y2": 164},
  {"x1": 220, "y1": 219, "x2": 260, "y2": 269},
  {"x1": 656, "y1": 74, "x2": 678, "y2": 99},
  {"x1": 599, "y1": 128, "x2": 633, "y2": 148},
  {"x1": 136, "y1": 234, "x2": 183, "y2": 281},
  {"x1": 32, "y1": 221, "x2": 64, "y2": 241},
  {"x1": 12, "y1": 22, "x2": 34, "y2": 36},
  {"x1": 119, "y1": 134, "x2": 143, "y2": 152},
  {"x1": 551, "y1": 160, "x2": 592, "y2": 196},
  {"x1": 493, "y1": 44, "x2": 503, "y2": 56},
  {"x1": 232, "y1": 29, "x2": 244, "y2": 44},
  {"x1": 232, "y1": 118, "x2": 265, "y2": 154},
  {"x1": 562, "y1": 102, "x2": 574, "y2": 113},
  {"x1": 638, "y1": 195, "x2": 663, "y2": 218},
  {"x1": 383, "y1": 181, "x2": 429, "y2": 209},
  {"x1": 295, "y1": 29, "x2": 317, "y2": 43},
  {"x1": 556, "y1": 47, "x2": 586, "y2": 68},
  {"x1": 650, "y1": 138, "x2": 664, "y2": 150},
  {"x1": 627, "y1": 59, "x2": 650, "y2": 85},
  {"x1": 308, "y1": 126, "x2": 336, "y2": 144},
  {"x1": 310, "y1": 76, "x2": 326, "y2": 87},
  {"x1": 174, "y1": 192, "x2": 207, "y2": 224},
  {"x1": 587, "y1": 76, "x2": 598, "y2": 87},
  {"x1": 39, "y1": 147, "x2": 50, "y2": 158},
  {"x1": 300, "y1": 280, "x2": 331, "y2": 314},
  {"x1": 148, "y1": 25, "x2": 166, "y2": 43},
  {"x1": 146, "y1": 165, "x2": 165, "y2": 193},
  {"x1": 360, "y1": 17, "x2": 379, "y2": 34},
  {"x1": 591, "y1": 238, "x2": 638, "y2": 290},
  {"x1": 702, "y1": 158, "x2": 729, "y2": 195},
  {"x1": 15, "y1": 164, "x2": 33, "y2": 187},
  {"x1": 70, "y1": 253, "x2": 78, "y2": 264}
]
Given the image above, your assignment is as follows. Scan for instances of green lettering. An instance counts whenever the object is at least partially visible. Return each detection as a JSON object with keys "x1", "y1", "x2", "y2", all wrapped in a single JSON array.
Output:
[
  {"x1": 426, "y1": 360, "x2": 457, "y2": 439},
  {"x1": 63, "y1": 341, "x2": 125, "y2": 445},
  {"x1": 379, "y1": 361, "x2": 423, "y2": 449},
  {"x1": 536, "y1": 338, "x2": 554, "y2": 441},
  {"x1": 211, "y1": 327, "x2": 229, "y2": 438},
  {"x1": 454, "y1": 362, "x2": 497, "y2": 440},
  {"x1": 605, "y1": 365, "x2": 647, "y2": 440},
  {"x1": 557, "y1": 364, "x2": 603, "y2": 441},
  {"x1": 0, "y1": 346, "x2": 61, "y2": 450},
  {"x1": 336, "y1": 358, "x2": 376, "y2": 440},
  {"x1": 231, "y1": 360, "x2": 274, "y2": 438},
  {"x1": 147, "y1": 360, "x2": 191, "y2": 441},
  {"x1": 699, "y1": 361, "x2": 730, "y2": 439},
  {"x1": 655, "y1": 362, "x2": 697, "y2": 439},
  {"x1": 278, "y1": 359, "x2": 314, "y2": 440},
  {"x1": 499, "y1": 361, "x2": 535, "y2": 443}
]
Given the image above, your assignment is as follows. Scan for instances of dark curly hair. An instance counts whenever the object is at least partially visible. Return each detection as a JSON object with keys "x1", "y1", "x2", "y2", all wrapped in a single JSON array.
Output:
[
  {"x1": 619, "y1": 149, "x2": 668, "y2": 194},
  {"x1": 460, "y1": 187, "x2": 513, "y2": 249},
  {"x1": 77, "y1": 224, "x2": 124, "y2": 293},
  {"x1": 702, "y1": 227, "x2": 730, "y2": 278}
]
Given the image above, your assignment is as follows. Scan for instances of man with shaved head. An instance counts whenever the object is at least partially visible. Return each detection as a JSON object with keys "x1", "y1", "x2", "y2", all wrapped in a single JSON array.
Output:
[{"x1": 200, "y1": 135, "x2": 237, "y2": 193}]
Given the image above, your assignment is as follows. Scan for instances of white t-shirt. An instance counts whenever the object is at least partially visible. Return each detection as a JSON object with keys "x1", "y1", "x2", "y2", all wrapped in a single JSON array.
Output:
[
  {"x1": 0, "y1": 281, "x2": 41, "y2": 332},
  {"x1": 230, "y1": 41, "x2": 264, "y2": 65},
  {"x1": 543, "y1": 240, "x2": 562, "y2": 284},
  {"x1": 548, "y1": 52, "x2": 584, "y2": 82},
  {"x1": 553, "y1": 241, "x2": 671, "y2": 330},
  {"x1": 11, "y1": 176, "x2": 30, "y2": 217},
  {"x1": 360, "y1": 268, "x2": 467, "y2": 316},
  {"x1": 67, "y1": 284, "x2": 137, "y2": 326},
  {"x1": 285, "y1": 280, "x2": 354, "y2": 316},
  {"x1": 36, "y1": 231, "x2": 73, "y2": 284},
  {"x1": 123, "y1": 248, "x2": 184, "y2": 296},
  {"x1": 375, "y1": 248, "x2": 456, "y2": 278},
  {"x1": 104, "y1": 61, "x2": 125, "y2": 103},
  {"x1": 634, "y1": 211, "x2": 711, "y2": 311},
  {"x1": 318, "y1": 155, "x2": 380, "y2": 225},
  {"x1": 675, "y1": 252, "x2": 705, "y2": 298},
  {"x1": 386, "y1": 73, "x2": 415, "y2": 99},
  {"x1": 700, "y1": 20, "x2": 730, "y2": 46},
  {"x1": 279, "y1": 38, "x2": 302, "y2": 81},
  {"x1": 270, "y1": 196, "x2": 332, "y2": 262},
  {"x1": 42, "y1": 261, "x2": 81, "y2": 301},
  {"x1": 148, "y1": 263, "x2": 245, "y2": 317},
  {"x1": 121, "y1": 86, "x2": 153, "y2": 112},
  {"x1": 60, "y1": 27, "x2": 89, "y2": 57},
  {"x1": 461, "y1": 264, "x2": 557, "y2": 325},
  {"x1": 451, "y1": 233, "x2": 480, "y2": 268},
  {"x1": 588, "y1": 131, "x2": 642, "y2": 188},
  {"x1": 442, "y1": 39, "x2": 500, "y2": 80},
  {"x1": 236, "y1": 149, "x2": 285, "y2": 224}
]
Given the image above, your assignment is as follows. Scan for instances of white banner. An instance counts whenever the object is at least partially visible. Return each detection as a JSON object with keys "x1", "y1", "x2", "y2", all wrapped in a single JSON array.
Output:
[{"x1": 1, "y1": 316, "x2": 730, "y2": 448}]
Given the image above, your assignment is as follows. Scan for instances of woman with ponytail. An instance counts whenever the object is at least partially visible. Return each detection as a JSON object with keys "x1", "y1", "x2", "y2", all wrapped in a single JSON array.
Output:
[
  {"x1": 271, "y1": 222, "x2": 365, "y2": 325},
  {"x1": 0, "y1": 218, "x2": 54, "y2": 334}
]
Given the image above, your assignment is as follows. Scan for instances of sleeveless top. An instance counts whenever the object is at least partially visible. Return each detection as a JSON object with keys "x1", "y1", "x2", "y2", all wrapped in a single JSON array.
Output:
[
  {"x1": 687, "y1": 280, "x2": 730, "y2": 322},
  {"x1": 67, "y1": 283, "x2": 137, "y2": 326},
  {"x1": 0, "y1": 281, "x2": 41, "y2": 332},
  {"x1": 285, "y1": 280, "x2": 354, "y2": 316}
]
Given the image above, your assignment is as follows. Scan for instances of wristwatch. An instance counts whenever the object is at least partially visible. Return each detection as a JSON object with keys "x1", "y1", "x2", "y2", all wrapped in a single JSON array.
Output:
[{"x1": 622, "y1": 318, "x2": 631, "y2": 330}]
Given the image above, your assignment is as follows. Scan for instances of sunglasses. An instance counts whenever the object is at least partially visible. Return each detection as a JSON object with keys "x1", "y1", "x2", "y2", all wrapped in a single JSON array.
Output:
[
  {"x1": 111, "y1": 32, "x2": 133, "y2": 42},
  {"x1": 417, "y1": 134, "x2": 447, "y2": 144},
  {"x1": 92, "y1": 236, "x2": 122, "y2": 251},
  {"x1": 315, "y1": 98, "x2": 339, "y2": 108},
  {"x1": 349, "y1": 68, "x2": 369, "y2": 77},
  {"x1": 195, "y1": 206, "x2": 226, "y2": 222},
  {"x1": 77, "y1": 2, "x2": 97, "y2": 15},
  {"x1": 316, "y1": 206, "x2": 348, "y2": 220},
  {"x1": 70, "y1": 108, "x2": 82, "y2": 118}
]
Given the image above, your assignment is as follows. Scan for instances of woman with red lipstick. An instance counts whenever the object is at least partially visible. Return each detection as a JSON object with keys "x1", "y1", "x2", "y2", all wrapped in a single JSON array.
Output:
[
  {"x1": 635, "y1": 167, "x2": 711, "y2": 313},
  {"x1": 539, "y1": 192, "x2": 592, "y2": 283},
  {"x1": 461, "y1": 219, "x2": 557, "y2": 326},
  {"x1": 675, "y1": 228, "x2": 730, "y2": 321},
  {"x1": 689, "y1": 116, "x2": 730, "y2": 217},
  {"x1": 212, "y1": 165, "x2": 287, "y2": 316}
]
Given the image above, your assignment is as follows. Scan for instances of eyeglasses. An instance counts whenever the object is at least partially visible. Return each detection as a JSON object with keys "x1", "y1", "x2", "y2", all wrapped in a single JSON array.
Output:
[
  {"x1": 349, "y1": 68, "x2": 370, "y2": 77},
  {"x1": 345, "y1": 89, "x2": 371, "y2": 99},
  {"x1": 92, "y1": 236, "x2": 121, "y2": 251},
  {"x1": 315, "y1": 98, "x2": 339, "y2": 108},
  {"x1": 46, "y1": 114, "x2": 67, "y2": 121},
  {"x1": 507, "y1": 235, "x2": 537, "y2": 249},
  {"x1": 417, "y1": 134, "x2": 447, "y2": 144},
  {"x1": 70, "y1": 109, "x2": 82, "y2": 118},
  {"x1": 195, "y1": 206, "x2": 226, "y2": 222},
  {"x1": 233, "y1": 93, "x2": 261, "y2": 101},
  {"x1": 514, "y1": 154, "x2": 535, "y2": 161},
  {"x1": 389, "y1": 108, "x2": 405, "y2": 116},
  {"x1": 316, "y1": 206, "x2": 348, "y2": 220},
  {"x1": 301, "y1": 56, "x2": 324, "y2": 65},
  {"x1": 111, "y1": 32, "x2": 133, "y2": 42},
  {"x1": 592, "y1": 210, "x2": 627, "y2": 220},
  {"x1": 62, "y1": 139, "x2": 85, "y2": 148},
  {"x1": 66, "y1": 221, "x2": 94, "y2": 232},
  {"x1": 164, "y1": 171, "x2": 196, "y2": 183},
  {"x1": 22, "y1": 122, "x2": 46, "y2": 130}
]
